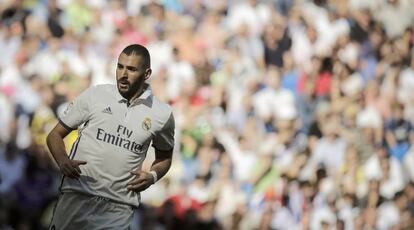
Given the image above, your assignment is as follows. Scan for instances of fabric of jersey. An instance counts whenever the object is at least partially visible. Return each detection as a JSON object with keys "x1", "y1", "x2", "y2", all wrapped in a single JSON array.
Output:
[{"x1": 59, "y1": 84, "x2": 175, "y2": 207}]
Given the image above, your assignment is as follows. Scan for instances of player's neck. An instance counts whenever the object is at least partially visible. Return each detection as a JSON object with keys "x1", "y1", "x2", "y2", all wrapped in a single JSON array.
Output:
[{"x1": 127, "y1": 85, "x2": 145, "y2": 103}]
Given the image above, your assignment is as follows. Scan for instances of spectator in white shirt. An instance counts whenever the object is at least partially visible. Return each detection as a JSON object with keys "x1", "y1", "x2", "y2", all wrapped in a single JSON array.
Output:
[
  {"x1": 364, "y1": 143, "x2": 407, "y2": 199},
  {"x1": 311, "y1": 118, "x2": 347, "y2": 177}
]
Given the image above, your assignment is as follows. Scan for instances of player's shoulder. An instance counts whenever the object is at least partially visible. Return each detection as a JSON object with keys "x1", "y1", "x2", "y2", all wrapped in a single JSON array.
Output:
[
  {"x1": 91, "y1": 84, "x2": 117, "y2": 92},
  {"x1": 86, "y1": 84, "x2": 118, "y2": 96},
  {"x1": 151, "y1": 96, "x2": 174, "y2": 119}
]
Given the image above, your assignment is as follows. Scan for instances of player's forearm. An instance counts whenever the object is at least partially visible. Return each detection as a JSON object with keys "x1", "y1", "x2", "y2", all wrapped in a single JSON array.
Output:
[
  {"x1": 47, "y1": 131, "x2": 70, "y2": 165},
  {"x1": 150, "y1": 158, "x2": 172, "y2": 182}
]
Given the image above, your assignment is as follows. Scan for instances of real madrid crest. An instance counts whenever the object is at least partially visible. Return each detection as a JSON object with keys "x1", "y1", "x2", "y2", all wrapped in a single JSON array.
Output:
[{"x1": 142, "y1": 117, "x2": 152, "y2": 131}]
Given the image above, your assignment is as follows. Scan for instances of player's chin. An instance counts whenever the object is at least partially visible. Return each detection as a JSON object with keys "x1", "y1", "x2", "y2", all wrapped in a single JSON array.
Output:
[{"x1": 118, "y1": 88, "x2": 130, "y2": 99}]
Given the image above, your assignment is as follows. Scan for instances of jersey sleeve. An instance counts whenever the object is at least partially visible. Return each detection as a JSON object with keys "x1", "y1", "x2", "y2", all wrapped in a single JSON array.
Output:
[
  {"x1": 59, "y1": 86, "x2": 94, "y2": 130},
  {"x1": 152, "y1": 112, "x2": 175, "y2": 151}
]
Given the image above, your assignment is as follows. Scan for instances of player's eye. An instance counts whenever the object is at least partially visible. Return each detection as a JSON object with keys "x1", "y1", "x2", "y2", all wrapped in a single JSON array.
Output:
[
  {"x1": 117, "y1": 64, "x2": 123, "y2": 69},
  {"x1": 127, "y1": 67, "x2": 137, "y2": 72}
]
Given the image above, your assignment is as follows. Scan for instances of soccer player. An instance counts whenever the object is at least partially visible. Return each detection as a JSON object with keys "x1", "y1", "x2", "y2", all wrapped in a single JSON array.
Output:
[{"x1": 46, "y1": 44, "x2": 175, "y2": 229}]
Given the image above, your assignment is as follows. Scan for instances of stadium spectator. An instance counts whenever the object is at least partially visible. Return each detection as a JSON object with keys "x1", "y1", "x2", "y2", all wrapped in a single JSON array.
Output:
[{"x1": 0, "y1": 0, "x2": 413, "y2": 229}]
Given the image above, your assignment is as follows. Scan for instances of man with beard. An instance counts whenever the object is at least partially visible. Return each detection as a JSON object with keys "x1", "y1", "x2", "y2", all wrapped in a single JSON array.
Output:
[{"x1": 46, "y1": 44, "x2": 175, "y2": 229}]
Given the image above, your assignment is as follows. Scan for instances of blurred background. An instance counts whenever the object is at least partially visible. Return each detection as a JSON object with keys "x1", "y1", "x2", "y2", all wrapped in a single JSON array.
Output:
[{"x1": 0, "y1": 0, "x2": 414, "y2": 229}]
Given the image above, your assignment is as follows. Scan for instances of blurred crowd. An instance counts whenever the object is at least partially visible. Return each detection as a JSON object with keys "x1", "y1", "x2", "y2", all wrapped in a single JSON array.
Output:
[{"x1": 1, "y1": 0, "x2": 414, "y2": 229}]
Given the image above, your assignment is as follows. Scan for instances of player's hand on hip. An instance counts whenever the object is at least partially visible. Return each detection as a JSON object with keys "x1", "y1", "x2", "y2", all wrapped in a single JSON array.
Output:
[
  {"x1": 58, "y1": 159, "x2": 87, "y2": 179},
  {"x1": 127, "y1": 171, "x2": 154, "y2": 192}
]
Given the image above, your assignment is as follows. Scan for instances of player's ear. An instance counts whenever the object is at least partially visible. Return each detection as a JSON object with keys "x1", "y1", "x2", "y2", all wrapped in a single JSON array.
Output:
[{"x1": 145, "y1": 68, "x2": 152, "y2": 80}]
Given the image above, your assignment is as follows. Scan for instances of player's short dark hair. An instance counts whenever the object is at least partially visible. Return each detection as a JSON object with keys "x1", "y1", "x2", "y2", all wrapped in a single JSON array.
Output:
[{"x1": 121, "y1": 44, "x2": 151, "y2": 69}]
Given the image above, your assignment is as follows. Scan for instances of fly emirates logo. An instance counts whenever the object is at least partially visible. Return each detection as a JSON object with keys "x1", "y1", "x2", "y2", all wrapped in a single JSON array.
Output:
[{"x1": 96, "y1": 125, "x2": 143, "y2": 153}]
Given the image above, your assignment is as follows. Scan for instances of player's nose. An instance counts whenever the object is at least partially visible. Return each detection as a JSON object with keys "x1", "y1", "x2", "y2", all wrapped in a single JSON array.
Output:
[{"x1": 120, "y1": 67, "x2": 128, "y2": 77}]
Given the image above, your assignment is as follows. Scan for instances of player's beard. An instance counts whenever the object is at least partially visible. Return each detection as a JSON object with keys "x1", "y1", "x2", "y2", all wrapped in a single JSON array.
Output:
[{"x1": 117, "y1": 77, "x2": 146, "y2": 101}]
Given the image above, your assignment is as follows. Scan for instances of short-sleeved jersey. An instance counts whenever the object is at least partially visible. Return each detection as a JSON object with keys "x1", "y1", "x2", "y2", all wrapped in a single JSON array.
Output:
[{"x1": 59, "y1": 84, "x2": 174, "y2": 207}]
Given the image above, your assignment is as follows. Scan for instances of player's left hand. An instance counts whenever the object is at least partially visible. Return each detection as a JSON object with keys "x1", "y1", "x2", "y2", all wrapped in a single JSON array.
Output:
[{"x1": 127, "y1": 170, "x2": 154, "y2": 192}]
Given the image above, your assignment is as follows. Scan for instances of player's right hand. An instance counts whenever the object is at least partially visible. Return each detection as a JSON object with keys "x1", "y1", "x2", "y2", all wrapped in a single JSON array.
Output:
[{"x1": 58, "y1": 159, "x2": 87, "y2": 179}]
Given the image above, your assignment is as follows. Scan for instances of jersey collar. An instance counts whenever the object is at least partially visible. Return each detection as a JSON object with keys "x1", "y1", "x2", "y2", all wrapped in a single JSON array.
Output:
[{"x1": 117, "y1": 83, "x2": 153, "y2": 107}]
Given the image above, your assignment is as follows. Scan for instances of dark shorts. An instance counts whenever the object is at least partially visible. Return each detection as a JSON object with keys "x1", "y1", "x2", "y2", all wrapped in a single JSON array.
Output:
[{"x1": 49, "y1": 192, "x2": 134, "y2": 230}]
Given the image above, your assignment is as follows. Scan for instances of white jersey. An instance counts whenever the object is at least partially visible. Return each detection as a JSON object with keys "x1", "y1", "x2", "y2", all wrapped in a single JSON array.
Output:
[{"x1": 59, "y1": 84, "x2": 174, "y2": 207}]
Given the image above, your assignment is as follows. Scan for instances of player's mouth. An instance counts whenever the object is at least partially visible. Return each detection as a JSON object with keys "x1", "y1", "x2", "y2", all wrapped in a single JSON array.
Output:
[{"x1": 118, "y1": 80, "x2": 129, "y2": 90}]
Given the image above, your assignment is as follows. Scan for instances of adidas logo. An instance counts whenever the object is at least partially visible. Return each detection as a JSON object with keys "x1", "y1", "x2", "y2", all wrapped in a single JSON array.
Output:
[{"x1": 102, "y1": 107, "x2": 112, "y2": 114}]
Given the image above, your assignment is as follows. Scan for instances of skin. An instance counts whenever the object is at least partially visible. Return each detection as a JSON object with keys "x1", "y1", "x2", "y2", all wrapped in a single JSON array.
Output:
[{"x1": 47, "y1": 51, "x2": 173, "y2": 193}]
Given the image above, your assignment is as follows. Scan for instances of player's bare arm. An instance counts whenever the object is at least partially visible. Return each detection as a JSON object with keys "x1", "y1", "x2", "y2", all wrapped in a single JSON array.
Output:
[
  {"x1": 46, "y1": 123, "x2": 87, "y2": 179},
  {"x1": 127, "y1": 148, "x2": 173, "y2": 192}
]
